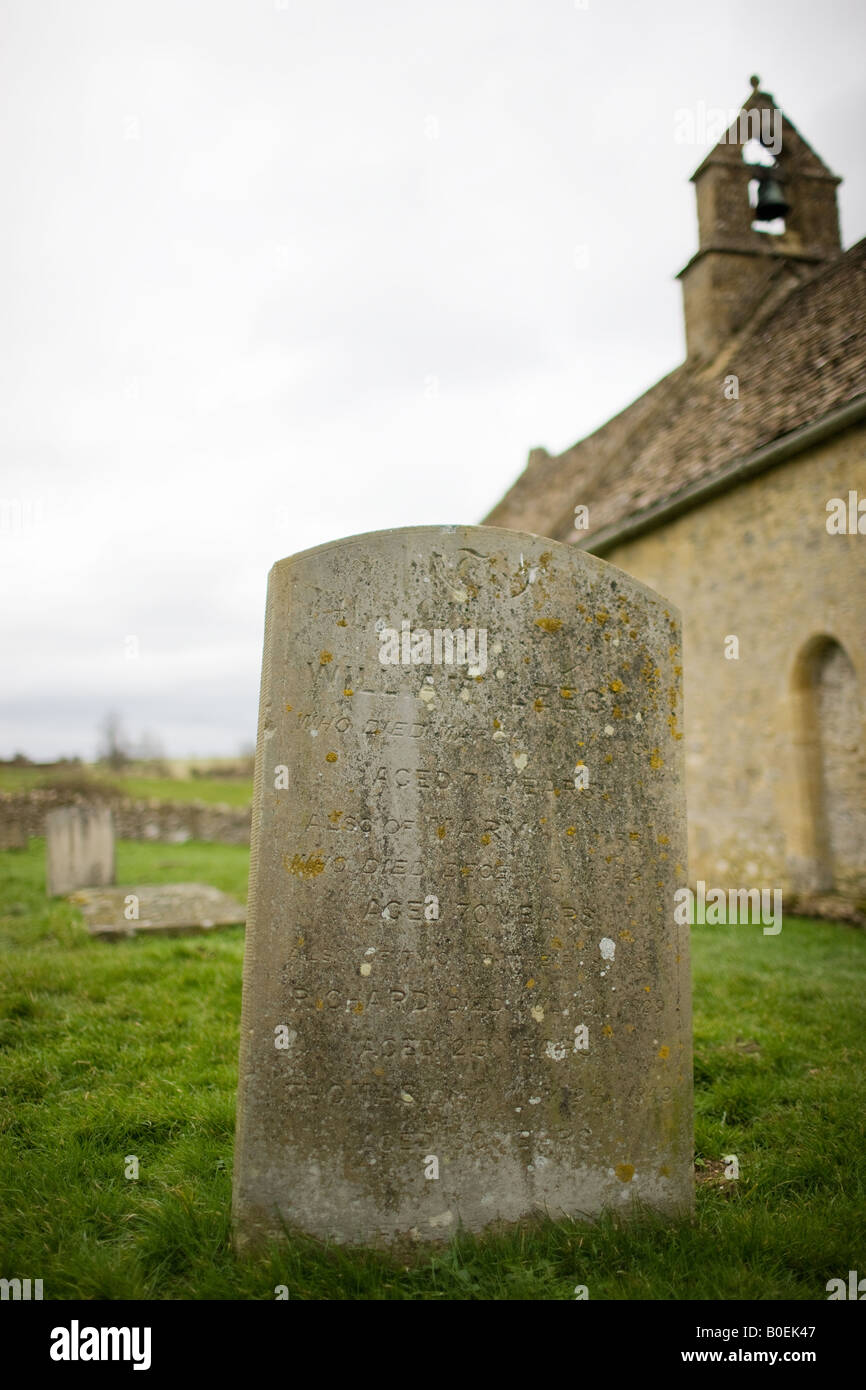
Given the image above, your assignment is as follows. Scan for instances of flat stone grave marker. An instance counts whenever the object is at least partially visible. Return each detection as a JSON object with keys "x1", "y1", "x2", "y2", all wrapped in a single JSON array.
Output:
[
  {"x1": 233, "y1": 524, "x2": 692, "y2": 1247},
  {"x1": 70, "y1": 883, "x2": 246, "y2": 938},
  {"x1": 46, "y1": 804, "x2": 115, "y2": 896}
]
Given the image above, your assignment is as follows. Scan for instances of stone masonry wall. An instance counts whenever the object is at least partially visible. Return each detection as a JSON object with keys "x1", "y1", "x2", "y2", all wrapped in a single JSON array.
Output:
[
  {"x1": 603, "y1": 423, "x2": 866, "y2": 906},
  {"x1": 0, "y1": 790, "x2": 251, "y2": 847}
]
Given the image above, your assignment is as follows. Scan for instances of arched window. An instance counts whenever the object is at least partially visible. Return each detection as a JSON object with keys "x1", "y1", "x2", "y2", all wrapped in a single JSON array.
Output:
[{"x1": 788, "y1": 636, "x2": 864, "y2": 894}]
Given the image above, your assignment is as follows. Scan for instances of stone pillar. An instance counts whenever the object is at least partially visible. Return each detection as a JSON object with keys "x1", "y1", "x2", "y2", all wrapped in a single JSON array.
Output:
[
  {"x1": 45, "y1": 805, "x2": 115, "y2": 897},
  {"x1": 233, "y1": 525, "x2": 692, "y2": 1246}
]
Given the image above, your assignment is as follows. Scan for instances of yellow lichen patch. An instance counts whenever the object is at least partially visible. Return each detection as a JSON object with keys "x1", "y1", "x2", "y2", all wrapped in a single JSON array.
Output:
[
  {"x1": 539, "y1": 816, "x2": 547, "y2": 825},
  {"x1": 553, "y1": 787, "x2": 561, "y2": 797},
  {"x1": 566, "y1": 826, "x2": 576, "y2": 837},
  {"x1": 614, "y1": 1163, "x2": 635, "y2": 1183},
  {"x1": 644, "y1": 985, "x2": 651, "y2": 993},
  {"x1": 649, "y1": 749, "x2": 664, "y2": 769},
  {"x1": 604, "y1": 753, "x2": 613, "y2": 764},
  {"x1": 284, "y1": 703, "x2": 293, "y2": 712},
  {"x1": 602, "y1": 1024, "x2": 613, "y2": 1037},
  {"x1": 595, "y1": 610, "x2": 610, "y2": 625},
  {"x1": 480, "y1": 833, "x2": 491, "y2": 846},
  {"x1": 296, "y1": 935, "x2": 305, "y2": 947},
  {"x1": 657, "y1": 833, "x2": 670, "y2": 845},
  {"x1": 658, "y1": 1045, "x2": 670, "y2": 1060},
  {"x1": 325, "y1": 751, "x2": 338, "y2": 763},
  {"x1": 328, "y1": 810, "x2": 343, "y2": 823},
  {"x1": 612, "y1": 706, "x2": 624, "y2": 719},
  {"x1": 373, "y1": 1066, "x2": 385, "y2": 1077},
  {"x1": 551, "y1": 936, "x2": 563, "y2": 950},
  {"x1": 535, "y1": 617, "x2": 562, "y2": 632},
  {"x1": 619, "y1": 929, "x2": 634, "y2": 942},
  {"x1": 343, "y1": 687, "x2": 354, "y2": 697},
  {"x1": 314, "y1": 998, "x2": 324, "y2": 1010},
  {"x1": 337, "y1": 618, "x2": 347, "y2": 627},
  {"x1": 629, "y1": 831, "x2": 640, "y2": 841},
  {"x1": 609, "y1": 678, "x2": 623, "y2": 692},
  {"x1": 319, "y1": 651, "x2": 333, "y2": 664},
  {"x1": 436, "y1": 825, "x2": 447, "y2": 840},
  {"x1": 284, "y1": 852, "x2": 325, "y2": 879},
  {"x1": 493, "y1": 718, "x2": 501, "y2": 729},
  {"x1": 533, "y1": 697, "x2": 544, "y2": 711},
  {"x1": 525, "y1": 978, "x2": 535, "y2": 989},
  {"x1": 560, "y1": 688, "x2": 574, "y2": 699},
  {"x1": 353, "y1": 1002, "x2": 364, "y2": 1015}
]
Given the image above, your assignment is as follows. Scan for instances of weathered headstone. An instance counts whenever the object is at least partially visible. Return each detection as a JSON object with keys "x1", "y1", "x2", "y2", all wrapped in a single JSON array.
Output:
[
  {"x1": 46, "y1": 805, "x2": 115, "y2": 897},
  {"x1": 70, "y1": 883, "x2": 246, "y2": 938},
  {"x1": 233, "y1": 525, "x2": 692, "y2": 1247}
]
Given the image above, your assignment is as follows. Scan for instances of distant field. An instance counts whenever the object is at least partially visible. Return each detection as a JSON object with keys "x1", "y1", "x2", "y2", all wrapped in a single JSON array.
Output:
[
  {"x1": 1, "y1": 836, "x2": 864, "y2": 1300},
  {"x1": 0, "y1": 765, "x2": 253, "y2": 807}
]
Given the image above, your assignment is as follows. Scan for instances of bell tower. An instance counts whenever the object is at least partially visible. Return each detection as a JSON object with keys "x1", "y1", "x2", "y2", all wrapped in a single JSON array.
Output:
[{"x1": 677, "y1": 78, "x2": 843, "y2": 362}]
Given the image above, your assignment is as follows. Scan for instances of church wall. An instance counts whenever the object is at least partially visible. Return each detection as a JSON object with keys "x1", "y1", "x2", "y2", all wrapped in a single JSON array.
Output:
[{"x1": 601, "y1": 422, "x2": 866, "y2": 907}]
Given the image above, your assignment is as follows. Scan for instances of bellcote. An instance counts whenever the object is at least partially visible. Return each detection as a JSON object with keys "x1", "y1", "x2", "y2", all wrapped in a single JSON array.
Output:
[{"x1": 677, "y1": 79, "x2": 842, "y2": 361}]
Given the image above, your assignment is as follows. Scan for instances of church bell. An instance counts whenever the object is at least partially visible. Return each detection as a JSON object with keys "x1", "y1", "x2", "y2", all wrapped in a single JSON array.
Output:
[{"x1": 755, "y1": 176, "x2": 790, "y2": 221}]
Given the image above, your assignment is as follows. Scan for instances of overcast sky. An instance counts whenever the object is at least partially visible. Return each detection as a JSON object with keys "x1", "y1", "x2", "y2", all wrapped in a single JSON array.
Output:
[{"x1": 2, "y1": 0, "x2": 864, "y2": 760}]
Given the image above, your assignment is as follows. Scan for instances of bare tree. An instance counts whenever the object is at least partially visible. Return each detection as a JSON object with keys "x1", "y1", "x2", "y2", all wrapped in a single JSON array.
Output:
[{"x1": 97, "y1": 710, "x2": 130, "y2": 770}]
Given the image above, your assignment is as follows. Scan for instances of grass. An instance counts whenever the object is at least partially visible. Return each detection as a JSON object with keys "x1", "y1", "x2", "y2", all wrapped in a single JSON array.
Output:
[
  {"x1": 0, "y1": 765, "x2": 252, "y2": 806},
  {"x1": 1, "y1": 837, "x2": 864, "y2": 1300}
]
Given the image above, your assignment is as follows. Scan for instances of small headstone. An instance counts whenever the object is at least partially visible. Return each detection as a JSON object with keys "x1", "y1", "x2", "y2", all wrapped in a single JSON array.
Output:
[
  {"x1": 233, "y1": 525, "x2": 692, "y2": 1247},
  {"x1": 46, "y1": 804, "x2": 115, "y2": 896},
  {"x1": 70, "y1": 882, "x2": 246, "y2": 938}
]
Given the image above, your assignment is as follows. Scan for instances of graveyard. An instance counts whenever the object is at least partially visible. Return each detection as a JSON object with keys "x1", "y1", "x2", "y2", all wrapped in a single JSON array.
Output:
[
  {"x1": 2, "y1": 11, "x2": 863, "y2": 1326},
  {"x1": 1, "y1": 526, "x2": 864, "y2": 1301},
  {"x1": 1, "y1": 832, "x2": 864, "y2": 1298}
]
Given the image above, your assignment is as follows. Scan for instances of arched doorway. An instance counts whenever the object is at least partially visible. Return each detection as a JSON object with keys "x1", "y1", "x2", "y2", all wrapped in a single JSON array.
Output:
[{"x1": 788, "y1": 636, "x2": 865, "y2": 895}]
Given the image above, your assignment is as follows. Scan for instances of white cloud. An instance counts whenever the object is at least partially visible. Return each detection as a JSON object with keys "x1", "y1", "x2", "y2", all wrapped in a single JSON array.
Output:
[{"x1": 1, "y1": 0, "x2": 863, "y2": 757}]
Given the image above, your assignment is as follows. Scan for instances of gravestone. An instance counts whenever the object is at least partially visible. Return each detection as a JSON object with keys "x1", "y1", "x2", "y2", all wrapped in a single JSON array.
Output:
[
  {"x1": 70, "y1": 883, "x2": 247, "y2": 938},
  {"x1": 46, "y1": 805, "x2": 115, "y2": 897},
  {"x1": 233, "y1": 525, "x2": 692, "y2": 1247}
]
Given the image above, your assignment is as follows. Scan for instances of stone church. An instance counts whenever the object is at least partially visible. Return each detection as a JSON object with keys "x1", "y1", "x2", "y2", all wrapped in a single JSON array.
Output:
[{"x1": 484, "y1": 80, "x2": 866, "y2": 913}]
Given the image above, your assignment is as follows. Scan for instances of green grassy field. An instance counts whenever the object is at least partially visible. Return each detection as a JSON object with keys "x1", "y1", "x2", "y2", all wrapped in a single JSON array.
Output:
[
  {"x1": 1, "y1": 837, "x2": 864, "y2": 1300},
  {"x1": 0, "y1": 765, "x2": 253, "y2": 806}
]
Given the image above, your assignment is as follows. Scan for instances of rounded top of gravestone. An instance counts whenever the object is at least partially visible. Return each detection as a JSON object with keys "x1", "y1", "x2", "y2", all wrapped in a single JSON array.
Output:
[{"x1": 268, "y1": 524, "x2": 680, "y2": 621}]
